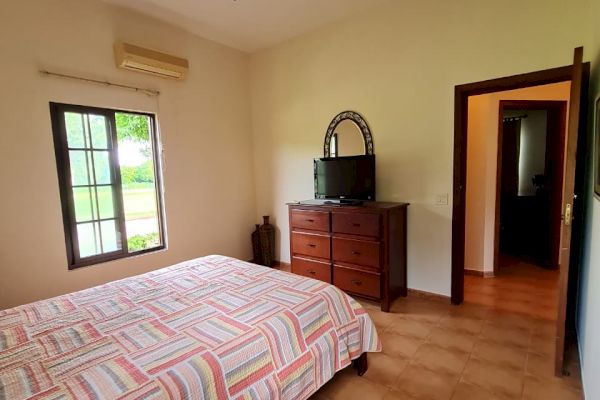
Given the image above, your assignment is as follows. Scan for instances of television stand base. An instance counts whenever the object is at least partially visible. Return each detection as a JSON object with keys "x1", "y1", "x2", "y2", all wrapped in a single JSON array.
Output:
[{"x1": 324, "y1": 199, "x2": 364, "y2": 206}]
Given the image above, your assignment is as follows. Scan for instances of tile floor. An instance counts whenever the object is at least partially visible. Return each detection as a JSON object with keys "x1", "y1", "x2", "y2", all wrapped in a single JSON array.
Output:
[{"x1": 303, "y1": 258, "x2": 584, "y2": 400}]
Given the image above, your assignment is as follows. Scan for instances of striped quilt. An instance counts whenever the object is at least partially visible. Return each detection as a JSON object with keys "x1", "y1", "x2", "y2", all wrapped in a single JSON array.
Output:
[{"x1": 0, "y1": 255, "x2": 381, "y2": 399}]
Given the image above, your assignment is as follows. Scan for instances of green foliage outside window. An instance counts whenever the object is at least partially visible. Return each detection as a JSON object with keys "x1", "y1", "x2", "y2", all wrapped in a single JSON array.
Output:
[{"x1": 128, "y1": 232, "x2": 160, "y2": 252}]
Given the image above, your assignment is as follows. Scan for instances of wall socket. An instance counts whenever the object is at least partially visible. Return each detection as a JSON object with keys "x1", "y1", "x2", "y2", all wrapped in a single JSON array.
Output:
[{"x1": 435, "y1": 193, "x2": 449, "y2": 206}]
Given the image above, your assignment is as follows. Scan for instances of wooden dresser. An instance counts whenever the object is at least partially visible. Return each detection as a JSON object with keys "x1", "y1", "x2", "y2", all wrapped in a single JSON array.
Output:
[{"x1": 288, "y1": 201, "x2": 408, "y2": 311}]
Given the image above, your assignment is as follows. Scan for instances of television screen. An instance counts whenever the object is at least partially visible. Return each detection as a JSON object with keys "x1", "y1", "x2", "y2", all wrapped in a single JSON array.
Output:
[{"x1": 314, "y1": 155, "x2": 375, "y2": 200}]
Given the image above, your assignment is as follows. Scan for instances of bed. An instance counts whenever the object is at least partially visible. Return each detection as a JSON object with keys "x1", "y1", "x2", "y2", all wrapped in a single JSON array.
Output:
[{"x1": 0, "y1": 255, "x2": 381, "y2": 399}]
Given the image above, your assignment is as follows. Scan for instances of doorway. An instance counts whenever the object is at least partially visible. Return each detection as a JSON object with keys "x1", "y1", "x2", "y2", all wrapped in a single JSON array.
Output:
[
  {"x1": 451, "y1": 49, "x2": 589, "y2": 376},
  {"x1": 495, "y1": 101, "x2": 568, "y2": 272}
]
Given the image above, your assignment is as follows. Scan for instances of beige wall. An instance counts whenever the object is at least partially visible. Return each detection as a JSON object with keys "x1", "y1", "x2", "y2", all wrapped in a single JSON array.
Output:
[
  {"x1": 465, "y1": 83, "x2": 571, "y2": 272},
  {"x1": 0, "y1": 0, "x2": 255, "y2": 309},
  {"x1": 250, "y1": 0, "x2": 591, "y2": 295}
]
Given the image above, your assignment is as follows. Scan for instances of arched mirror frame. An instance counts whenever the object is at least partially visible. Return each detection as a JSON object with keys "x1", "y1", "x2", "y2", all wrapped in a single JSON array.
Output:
[{"x1": 323, "y1": 111, "x2": 374, "y2": 157}]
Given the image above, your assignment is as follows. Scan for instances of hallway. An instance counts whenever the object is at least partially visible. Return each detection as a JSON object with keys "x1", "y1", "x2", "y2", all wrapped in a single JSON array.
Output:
[{"x1": 464, "y1": 257, "x2": 559, "y2": 320}]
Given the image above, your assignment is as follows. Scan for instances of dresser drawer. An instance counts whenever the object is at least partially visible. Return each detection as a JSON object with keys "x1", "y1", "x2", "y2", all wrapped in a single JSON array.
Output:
[
  {"x1": 333, "y1": 266, "x2": 380, "y2": 298},
  {"x1": 292, "y1": 257, "x2": 331, "y2": 283},
  {"x1": 291, "y1": 209, "x2": 329, "y2": 232},
  {"x1": 332, "y1": 237, "x2": 380, "y2": 269},
  {"x1": 332, "y1": 212, "x2": 380, "y2": 237},
  {"x1": 291, "y1": 232, "x2": 330, "y2": 259}
]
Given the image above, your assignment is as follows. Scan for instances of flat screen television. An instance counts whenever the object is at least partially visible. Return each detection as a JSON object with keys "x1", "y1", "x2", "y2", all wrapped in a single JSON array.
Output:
[{"x1": 314, "y1": 155, "x2": 375, "y2": 202}]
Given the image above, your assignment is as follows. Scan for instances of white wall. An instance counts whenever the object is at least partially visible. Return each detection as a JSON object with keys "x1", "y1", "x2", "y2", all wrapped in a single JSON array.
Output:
[
  {"x1": 577, "y1": 0, "x2": 600, "y2": 397},
  {"x1": 0, "y1": 0, "x2": 255, "y2": 309},
  {"x1": 464, "y1": 83, "x2": 570, "y2": 272}
]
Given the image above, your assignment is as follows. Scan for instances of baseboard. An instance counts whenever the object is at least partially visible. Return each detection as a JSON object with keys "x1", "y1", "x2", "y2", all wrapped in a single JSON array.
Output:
[
  {"x1": 273, "y1": 260, "x2": 290, "y2": 268},
  {"x1": 407, "y1": 288, "x2": 451, "y2": 303},
  {"x1": 464, "y1": 269, "x2": 495, "y2": 278}
]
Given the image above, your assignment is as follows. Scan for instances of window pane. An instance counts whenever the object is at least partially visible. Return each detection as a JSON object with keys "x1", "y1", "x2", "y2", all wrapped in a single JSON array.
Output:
[
  {"x1": 126, "y1": 217, "x2": 160, "y2": 252},
  {"x1": 116, "y1": 112, "x2": 161, "y2": 252},
  {"x1": 73, "y1": 187, "x2": 94, "y2": 222},
  {"x1": 115, "y1": 112, "x2": 150, "y2": 141},
  {"x1": 64, "y1": 112, "x2": 86, "y2": 148},
  {"x1": 89, "y1": 115, "x2": 108, "y2": 149},
  {"x1": 69, "y1": 150, "x2": 90, "y2": 186},
  {"x1": 93, "y1": 151, "x2": 111, "y2": 184},
  {"x1": 100, "y1": 220, "x2": 120, "y2": 252},
  {"x1": 96, "y1": 186, "x2": 115, "y2": 219},
  {"x1": 77, "y1": 222, "x2": 100, "y2": 258}
]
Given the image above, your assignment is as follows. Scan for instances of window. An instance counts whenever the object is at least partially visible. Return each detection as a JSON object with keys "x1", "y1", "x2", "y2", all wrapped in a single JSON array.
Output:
[{"x1": 50, "y1": 103, "x2": 165, "y2": 269}]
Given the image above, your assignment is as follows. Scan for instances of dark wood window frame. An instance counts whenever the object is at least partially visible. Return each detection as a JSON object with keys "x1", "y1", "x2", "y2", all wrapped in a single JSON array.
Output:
[{"x1": 50, "y1": 102, "x2": 166, "y2": 269}]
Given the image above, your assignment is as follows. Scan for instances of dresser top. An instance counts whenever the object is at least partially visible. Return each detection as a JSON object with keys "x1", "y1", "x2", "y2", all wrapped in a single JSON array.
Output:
[{"x1": 288, "y1": 200, "x2": 409, "y2": 210}]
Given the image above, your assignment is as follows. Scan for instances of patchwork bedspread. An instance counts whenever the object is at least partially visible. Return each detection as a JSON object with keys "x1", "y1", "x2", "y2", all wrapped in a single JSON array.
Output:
[{"x1": 0, "y1": 255, "x2": 381, "y2": 399}]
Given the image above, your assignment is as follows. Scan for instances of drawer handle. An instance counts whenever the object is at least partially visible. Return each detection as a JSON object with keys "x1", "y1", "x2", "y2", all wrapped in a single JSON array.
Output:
[
  {"x1": 352, "y1": 251, "x2": 361, "y2": 255},
  {"x1": 307, "y1": 269, "x2": 316, "y2": 275},
  {"x1": 351, "y1": 279, "x2": 362, "y2": 286},
  {"x1": 305, "y1": 219, "x2": 315, "y2": 222},
  {"x1": 352, "y1": 223, "x2": 361, "y2": 227},
  {"x1": 307, "y1": 243, "x2": 317, "y2": 248}
]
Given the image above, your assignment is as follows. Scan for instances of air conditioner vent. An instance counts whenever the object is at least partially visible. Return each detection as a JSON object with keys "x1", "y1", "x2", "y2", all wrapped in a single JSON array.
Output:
[{"x1": 114, "y1": 42, "x2": 189, "y2": 80}]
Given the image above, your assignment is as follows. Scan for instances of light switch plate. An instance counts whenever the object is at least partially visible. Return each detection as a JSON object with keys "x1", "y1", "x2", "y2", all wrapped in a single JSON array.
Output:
[{"x1": 435, "y1": 193, "x2": 449, "y2": 206}]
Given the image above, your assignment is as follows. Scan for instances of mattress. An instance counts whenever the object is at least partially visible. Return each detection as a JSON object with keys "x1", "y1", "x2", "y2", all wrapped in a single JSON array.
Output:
[{"x1": 0, "y1": 255, "x2": 381, "y2": 399}]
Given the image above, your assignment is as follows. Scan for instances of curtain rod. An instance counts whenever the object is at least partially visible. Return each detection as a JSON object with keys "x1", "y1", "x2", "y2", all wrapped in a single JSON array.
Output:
[
  {"x1": 39, "y1": 70, "x2": 160, "y2": 96},
  {"x1": 503, "y1": 114, "x2": 528, "y2": 122}
]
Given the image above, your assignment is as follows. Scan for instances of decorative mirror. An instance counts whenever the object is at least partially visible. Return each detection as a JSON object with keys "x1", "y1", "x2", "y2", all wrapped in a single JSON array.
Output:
[{"x1": 324, "y1": 111, "x2": 374, "y2": 157}]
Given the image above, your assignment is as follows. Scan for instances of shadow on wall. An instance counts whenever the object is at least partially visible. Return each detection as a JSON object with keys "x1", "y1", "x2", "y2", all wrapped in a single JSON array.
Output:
[{"x1": 406, "y1": 203, "x2": 452, "y2": 295}]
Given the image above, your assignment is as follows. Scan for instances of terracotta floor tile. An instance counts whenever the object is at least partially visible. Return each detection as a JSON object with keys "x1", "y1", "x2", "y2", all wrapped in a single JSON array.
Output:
[
  {"x1": 368, "y1": 309, "x2": 402, "y2": 331},
  {"x1": 480, "y1": 323, "x2": 531, "y2": 349},
  {"x1": 392, "y1": 364, "x2": 459, "y2": 400},
  {"x1": 358, "y1": 299, "x2": 382, "y2": 310},
  {"x1": 531, "y1": 319, "x2": 557, "y2": 338},
  {"x1": 448, "y1": 303, "x2": 490, "y2": 319},
  {"x1": 528, "y1": 335, "x2": 555, "y2": 357},
  {"x1": 522, "y1": 375, "x2": 583, "y2": 400},
  {"x1": 310, "y1": 390, "x2": 333, "y2": 400},
  {"x1": 385, "y1": 317, "x2": 435, "y2": 339},
  {"x1": 390, "y1": 300, "x2": 448, "y2": 324},
  {"x1": 486, "y1": 310, "x2": 535, "y2": 331},
  {"x1": 427, "y1": 328, "x2": 477, "y2": 353},
  {"x1": 450, "y1": 382, "x2": 503, "y2": 400},
  {"x1": 380, "y1": 332, "x2": 424, "y2": 359},
  {"x1": 327, "y1": 375, "x2": 389, "y2": 400},
  {"x1": 460, "y1": 358, "x2": 525, "y2": 399},
  {"x1": 383, "y1": 389, "x2": 419, "y2": 400},
  {"x1": 437, "y1": 314, "x2": 484, "y2": 335},
  {"x1": 411, "y1": 343, "x2": 470, "y2": 375},
  {"x1": 306, "y1": 258, "x2": 584, "y2": 400},
  {"x1": 470, "y1": 339, "x2": 527, "y2": 371},
  {"x1": 362, "y1": 352, "x2": 409, "y2": 388},
  {"x1": 525, "y1": 352, "x2": 555, "y2": 379}
]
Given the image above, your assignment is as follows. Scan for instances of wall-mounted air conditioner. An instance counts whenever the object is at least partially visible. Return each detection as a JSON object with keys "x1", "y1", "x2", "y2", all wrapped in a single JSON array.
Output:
[{"x1": 114, "y1": 42, "x2": 189, "y2": 80}]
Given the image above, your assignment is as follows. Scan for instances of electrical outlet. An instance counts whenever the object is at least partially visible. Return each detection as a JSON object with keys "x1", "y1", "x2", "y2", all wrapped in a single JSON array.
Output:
[{"x1": 435, "y1": 193, "x2": 449, "y2": 206}]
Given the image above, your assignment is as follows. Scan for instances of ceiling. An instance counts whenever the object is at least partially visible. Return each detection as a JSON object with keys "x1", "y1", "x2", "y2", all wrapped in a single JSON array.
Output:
[{"x1": 103, "y1": 0, "x2": 388, "y2": 53}]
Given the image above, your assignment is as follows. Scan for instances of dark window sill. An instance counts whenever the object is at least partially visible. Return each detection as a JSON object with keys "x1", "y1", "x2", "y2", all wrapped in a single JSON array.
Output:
[{"x1": 68, "y1": 245, "x2": 166, "y2": 270}]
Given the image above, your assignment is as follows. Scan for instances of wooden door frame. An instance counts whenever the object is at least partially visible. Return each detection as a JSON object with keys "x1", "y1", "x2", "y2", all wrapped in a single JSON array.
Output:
[
  {"x1": 494, "y1": 100, "x2": 568, "y2": 273},
  {"x1": 451, "y1": 64, "x2": 589, "y2": 305}
]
